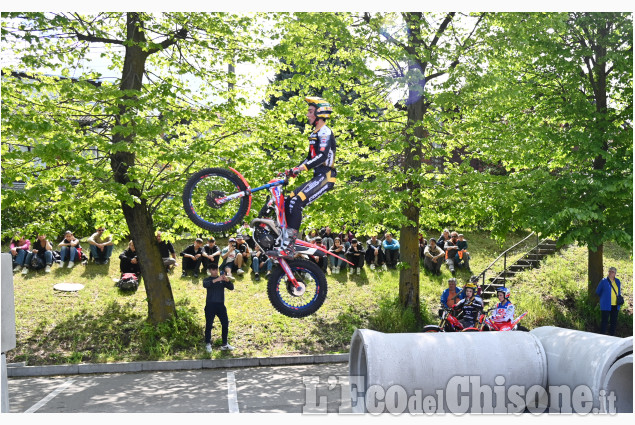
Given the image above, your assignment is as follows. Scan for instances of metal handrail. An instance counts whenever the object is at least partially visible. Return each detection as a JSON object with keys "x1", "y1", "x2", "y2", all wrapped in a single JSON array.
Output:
[
  {"x1": 474, "y1": 231, "x2": 539, "y2": 297},
  {"x1": 481, "y1": 232, "x2": 536, "y2": 275}
]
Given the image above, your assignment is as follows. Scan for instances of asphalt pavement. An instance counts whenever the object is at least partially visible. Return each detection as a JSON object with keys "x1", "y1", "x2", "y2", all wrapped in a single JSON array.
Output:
[{"x1": 7, "y1": 363, "x2": 351, "y2": 413}]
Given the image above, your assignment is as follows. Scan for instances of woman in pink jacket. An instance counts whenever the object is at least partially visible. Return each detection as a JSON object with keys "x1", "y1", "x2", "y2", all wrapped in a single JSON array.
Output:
[{"x1": 10, "y1": 233, "x2": 31, "y2": 273}]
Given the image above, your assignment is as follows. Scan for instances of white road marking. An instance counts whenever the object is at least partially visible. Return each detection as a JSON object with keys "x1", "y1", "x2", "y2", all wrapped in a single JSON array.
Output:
[
  {"x1": 25, "y1": 378, "x2": 75, "y2": 413},
  {"x1": 227, "y1": 371, "x2": 239, "y2": 413}
]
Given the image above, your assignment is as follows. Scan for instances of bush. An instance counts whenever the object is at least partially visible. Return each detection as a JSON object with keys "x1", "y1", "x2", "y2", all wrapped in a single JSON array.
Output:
[{"x1": 139, "y1": 305, "x2": 204, "y2": 359}]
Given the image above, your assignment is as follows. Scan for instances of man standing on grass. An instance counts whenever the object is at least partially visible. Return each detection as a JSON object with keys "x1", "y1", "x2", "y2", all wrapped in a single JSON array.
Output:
[{"x1": 203, "y1": 263, "x2": 235, "y2": 353}]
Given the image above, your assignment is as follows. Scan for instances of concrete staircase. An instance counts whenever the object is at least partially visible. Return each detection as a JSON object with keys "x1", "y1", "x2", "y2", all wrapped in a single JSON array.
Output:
[{"x1": 480, "y1": 238, "x2": 558, "y2": 304}]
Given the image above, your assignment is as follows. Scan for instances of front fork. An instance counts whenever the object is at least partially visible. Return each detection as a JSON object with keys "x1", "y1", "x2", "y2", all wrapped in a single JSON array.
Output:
[{"x1": 278, "y1": 257, "x2": 300, "y2": 288}]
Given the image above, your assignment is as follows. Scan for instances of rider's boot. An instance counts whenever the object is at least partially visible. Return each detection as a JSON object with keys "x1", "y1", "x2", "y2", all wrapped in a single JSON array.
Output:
[{"x1": 267, "y1": 228, "x2": 298, "y2": 260}]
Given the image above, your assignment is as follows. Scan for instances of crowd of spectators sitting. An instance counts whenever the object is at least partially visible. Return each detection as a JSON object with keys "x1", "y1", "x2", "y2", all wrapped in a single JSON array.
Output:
[{"x1": 9, "y1": 223, "x2": 472, "y2": 281}]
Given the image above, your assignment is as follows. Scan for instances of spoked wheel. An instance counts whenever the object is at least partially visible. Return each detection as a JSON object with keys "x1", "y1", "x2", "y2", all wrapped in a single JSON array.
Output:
[
  {"x1": 267, "y1": 259, "x2": 327, "y2": 318},
  {"x1": 183, "y1": 168, "x2": 249, "y2": 232}
]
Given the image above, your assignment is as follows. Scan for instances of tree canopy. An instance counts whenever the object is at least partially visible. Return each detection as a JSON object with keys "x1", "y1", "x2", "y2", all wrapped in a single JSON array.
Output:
[{"x1": 2, "y1": 12, "x2": 631, "y2": 320}]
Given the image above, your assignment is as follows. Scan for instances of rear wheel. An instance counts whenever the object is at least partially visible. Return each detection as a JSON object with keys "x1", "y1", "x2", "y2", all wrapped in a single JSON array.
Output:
[
  {"x1": 515, "y1": 325, "x2": 530, "y2": 332},
  {"x1": 183, "y1": 168, "x2": 249, "y2": 232}
]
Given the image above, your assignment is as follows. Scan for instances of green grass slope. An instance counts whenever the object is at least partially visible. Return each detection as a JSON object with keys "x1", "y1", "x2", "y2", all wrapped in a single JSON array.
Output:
[{"x1": 4, "y1": 233, "x2": 631, "y2": 365}]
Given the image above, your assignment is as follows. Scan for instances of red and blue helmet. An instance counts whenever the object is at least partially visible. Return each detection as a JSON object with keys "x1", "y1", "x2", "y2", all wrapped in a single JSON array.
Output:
[{"x1": 496, "y1": 287, "x2": 511, "y2": 300}]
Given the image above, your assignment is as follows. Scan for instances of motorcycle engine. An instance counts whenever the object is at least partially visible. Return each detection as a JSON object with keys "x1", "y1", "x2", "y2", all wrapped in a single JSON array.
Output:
[{"x1": 252, "y1": 220, "x2": 280, "y2": 251}]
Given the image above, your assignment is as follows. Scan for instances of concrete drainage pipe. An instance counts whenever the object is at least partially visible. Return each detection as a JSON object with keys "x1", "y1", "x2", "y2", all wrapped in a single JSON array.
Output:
[
  {"x1": 348, "y1": 329, "x2": 548, "y2": 414},
  {"x1": 530, "y1": 326, "x2": 633, "y2": 413}
]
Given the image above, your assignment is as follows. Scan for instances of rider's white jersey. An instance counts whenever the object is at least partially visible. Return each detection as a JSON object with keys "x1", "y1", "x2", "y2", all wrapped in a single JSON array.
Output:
[{"x1": 491, "y1": 300, "x2": 515, "y2": 322}]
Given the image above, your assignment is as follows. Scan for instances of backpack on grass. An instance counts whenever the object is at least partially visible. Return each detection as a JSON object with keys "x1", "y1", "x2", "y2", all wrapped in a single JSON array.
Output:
[
  {"x1": 30, "y1": 255, "x2": 45, "y2": 270},
  {"x1": 117, "y1": 273, "x2": 139, "y2": 291}
]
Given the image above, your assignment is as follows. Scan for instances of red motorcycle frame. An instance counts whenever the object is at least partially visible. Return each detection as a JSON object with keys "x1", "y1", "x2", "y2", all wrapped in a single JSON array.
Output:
[{"x1": 463, "y1": 308, "x2": 529, "y2": 332}]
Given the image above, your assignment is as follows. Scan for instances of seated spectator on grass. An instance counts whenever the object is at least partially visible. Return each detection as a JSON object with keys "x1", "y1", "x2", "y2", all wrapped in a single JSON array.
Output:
[
  {"x1": 320, "y1": 226, "x2": 335, "y2": 251},
  {"x1": 418, "y1": 233, "x2": 427, "y2": 260},
  {"x1": 329, "y1": 237, "x2": 346, "y2": 274},
  {"x1": 10, "y1": 233, "x2": 31, "y2": 273},
  {"x1": 455, "y1": 233, "x2": 472, "y2": 272},
  {"x1": 305, "y1": 228, "x2": 319, "y2": 243},
  {"x1": 58, "y1": 230, "x2": 81, "y2": 269},
  {"x1": 23, "y1": 233, "x2": 53, "y2": 274},
  {"x1": 311, "y1": 237, "x2": 328, "y2": 272},
  {"x1": 382, "y1": 233, "x2": 400, "y2": 269},
  {"x1": 87, "y1": 226, "x2": 114, "y2": 264},
  {"x1": 250, "y1": 245, "x2": 272, "y2": 281},
  {"x1": 180, "y1": 238, "x2": 204, "y2": 278},
  {"x1": 239, "y1": 221, "x2": 255, "y2": 250},
  {"x1": 234, "y1": 234, "x2": 250, "y2": 275},
  {"x1": 365, "y1": 235, "x2": 386, "y2": 271},
  {"x1": 156, "y1": 231, "x2": 178, "y2": 269},
  {"x1": 315, "y1": 236, "x2": 329, "y2": 274},
  {"x1": 444, "y1": 232, "x2": 460, "y2": 275},
  {"x1": 339, "y1": 226, "x2": 354, "y2": 250},
  {"x1": 424, "y1": 238, "x2": 445, "y2": 276},
  {"x1": 342, "y1": 234, "x2": 352, "y2": 251},
  {"x1": 437, "y1": 228, "x2": 451, "y2": 250},
  {"x1": 220, "y1": 237, "x2": 240, "y2": 280},
  {"x1": 346, "y1": 238, "x2": 365, "y2": 275},
  {"x1": 202, "y1": 237, "x2": 220, "y2": 270},
  {"x1": 119, "y1": 240, "x2": 140, "y2": 275}
]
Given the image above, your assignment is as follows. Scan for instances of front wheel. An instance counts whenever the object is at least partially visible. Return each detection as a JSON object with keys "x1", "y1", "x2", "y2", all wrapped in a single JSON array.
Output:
[
  {"x1": 421, "y1": 325, "x2": 442, "y2": 333},
  {"x1": 267, "y1": 259, "x2": 328, "y2": 318},
  {"x1": 515, "y1": 325, "x2": 530, "y2": 332},
  {"x1": 183, "y1": 168, "x2": 249, "y2": 232}
]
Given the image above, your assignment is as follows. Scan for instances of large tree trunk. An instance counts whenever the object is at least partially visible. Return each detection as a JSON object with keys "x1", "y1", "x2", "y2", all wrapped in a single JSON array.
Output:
[
  {"x1": 588, "y1": 243, "x2": 603, "y2": 303},
  {"x1": 585, "y1": 19, "x2": 609, "y2": 305},
  {"x1": 398, "y1": 64, "x2": 425, "y2": 319},
  {"x1": 111, "y1": 13, "x2": 177, "y2": 323}
]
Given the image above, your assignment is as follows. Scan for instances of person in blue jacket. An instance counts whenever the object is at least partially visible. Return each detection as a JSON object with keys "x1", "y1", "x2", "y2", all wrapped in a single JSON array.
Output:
[
  {"x1": 382, "y1": 233, "x2": 400, "y2": 269},
  {"x1": 595, "y1": 267, "x2": 623, "y2": 336}
]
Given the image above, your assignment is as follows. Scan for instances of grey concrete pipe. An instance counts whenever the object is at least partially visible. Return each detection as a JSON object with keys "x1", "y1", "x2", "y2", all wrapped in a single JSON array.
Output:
[
  {"x1": 530, "y1": 326, "x2": 633, "y2": 413},
  {"x1": 348, "y1": 329, "x2": 548, "y2": 414}
]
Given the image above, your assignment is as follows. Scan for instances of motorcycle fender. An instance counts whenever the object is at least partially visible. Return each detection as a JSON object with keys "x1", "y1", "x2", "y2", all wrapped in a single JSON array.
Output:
[
  {"x1": 295, "y1": 239, "x2": 354, "y2": 265},
  {"x1": 421, "y1": 325, "x2": 442, "y2": 333},
  {"x1": 229, "y1": 166, "x2": 253, "y2": 217}
]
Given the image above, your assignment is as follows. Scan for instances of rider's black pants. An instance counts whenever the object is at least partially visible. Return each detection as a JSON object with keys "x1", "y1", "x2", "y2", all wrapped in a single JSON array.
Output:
[{"x1": 286, "y1": 169, "x2": 336, "y2": 230}]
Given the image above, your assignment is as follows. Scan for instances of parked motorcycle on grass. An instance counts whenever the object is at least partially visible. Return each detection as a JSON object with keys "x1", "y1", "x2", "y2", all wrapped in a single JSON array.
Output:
[
  {"x1": 422, "y1": 307, "x2": 467, "y2": 332},
  {"x1": 462, "y1": 307, "x2": 529, "y2": 332}
]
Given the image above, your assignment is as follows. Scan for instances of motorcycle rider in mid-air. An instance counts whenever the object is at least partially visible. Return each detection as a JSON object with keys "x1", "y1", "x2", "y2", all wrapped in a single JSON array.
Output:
[
  {"x1": 453, "y1": 282, "x2": 484, "y2": 328},
  {"x1": 489, "y1": 287, "x2": 515, "y2": 324},
  {"x1": 268, "y1": 96, "x2": 337, "y2": 259}
]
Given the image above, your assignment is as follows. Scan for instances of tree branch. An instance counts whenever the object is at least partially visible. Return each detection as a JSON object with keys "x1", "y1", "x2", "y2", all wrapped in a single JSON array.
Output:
[
  {"x1": 429, "y1": 12, "x2": 456, "y2": 50},
  {"x1": 73, "y1": 29, "x2": 124, "y2": 45},
  {"x1": 146, "y1": 27, "x2": 188, "y2": 55}
]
